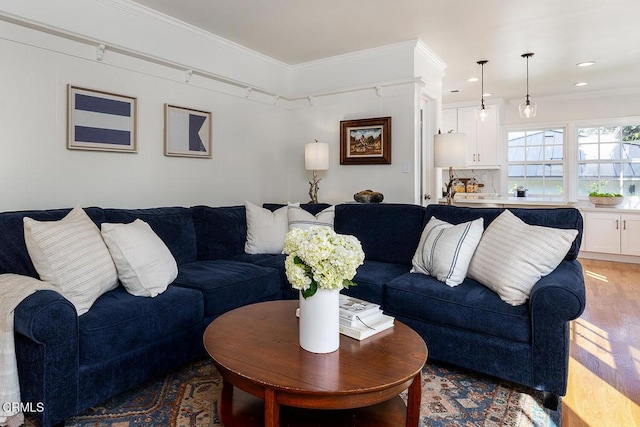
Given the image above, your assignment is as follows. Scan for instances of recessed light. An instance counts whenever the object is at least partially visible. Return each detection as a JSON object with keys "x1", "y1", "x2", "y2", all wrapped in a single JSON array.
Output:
[
  {"x1": 468, "y1": 77, "x2": 479, "y2": 82},
  {"x1": 576, "y1": 61, "x2": 596, "y2": 67},
  {"x1": 574, "y1": 82, "x2": 589, "y2": 87},
  {"x1": 483, "y1": 93, "x2": 492, "y2": 97}
]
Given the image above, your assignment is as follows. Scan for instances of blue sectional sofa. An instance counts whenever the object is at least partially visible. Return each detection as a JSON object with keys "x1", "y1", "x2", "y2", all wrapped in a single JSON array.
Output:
[{"x1": 1, "y1": 202, "x2": 585, "y2": 426}]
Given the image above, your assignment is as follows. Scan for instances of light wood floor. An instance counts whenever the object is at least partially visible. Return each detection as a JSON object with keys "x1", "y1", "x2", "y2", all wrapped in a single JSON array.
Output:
[{"x1": 562, "y1": 258, "x2": 640, "y2": 426}]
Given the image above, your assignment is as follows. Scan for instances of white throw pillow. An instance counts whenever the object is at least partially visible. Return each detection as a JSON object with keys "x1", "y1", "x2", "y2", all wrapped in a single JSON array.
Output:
[
  {"x1": 101, "y1": 219, "x2": 178, "y2": 297},
  {"x1": 411, "y1": 217, "x2": 484, "y2": 286},
  {"x1": 467, "y1": 210, "x2": 578, "y2": 306},
  {"x1": 288, "y1": 203, "x2": 334, "y2": 230},
  {"x1": 244, "y1": 201, "x2": 299, "y2": 254},
  {"x1": 23, "y1": 206, "x2": 118, "y2": 315}
]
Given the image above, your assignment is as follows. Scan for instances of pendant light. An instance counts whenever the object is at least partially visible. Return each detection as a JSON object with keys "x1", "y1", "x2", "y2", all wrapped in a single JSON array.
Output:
[
  {"x1": 519, "y1": 53, "x2": 537, "y2": 118},
  {"x1": 476, "y1": 60, "x2": 490, "y2": 121}
]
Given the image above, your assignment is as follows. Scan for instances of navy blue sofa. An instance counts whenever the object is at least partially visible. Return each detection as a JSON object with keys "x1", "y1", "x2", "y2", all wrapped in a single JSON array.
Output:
[{"x1": 2, "y1": 203, "x2": 584, "y2": 425}]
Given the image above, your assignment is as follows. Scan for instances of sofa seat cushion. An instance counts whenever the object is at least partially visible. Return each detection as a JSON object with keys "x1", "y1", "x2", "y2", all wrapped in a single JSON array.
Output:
[
  {"x1": 384, "y1": 272, "x2": 531, "y2": 343},
  {"x1": 174, "y1": 260, "x2": 281, "y2": 318},
  {"x1": 230, "y1": 253, "x2": 295, "y2": 295},
  {"x1": 78, "y1": 285, "x2": 203, "y2": 365},
  {"x1": 341, "y1": 260, "x2": 411, "y2": 307}
]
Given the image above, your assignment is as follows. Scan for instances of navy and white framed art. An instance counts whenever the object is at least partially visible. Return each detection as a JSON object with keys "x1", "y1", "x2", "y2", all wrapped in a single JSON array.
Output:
[
  {"x1": 67, "y1": 85, "x2": 137, "y2": 152},
  {"x1": 164, "y1": 104, "x2": 212, "y2": 158}
]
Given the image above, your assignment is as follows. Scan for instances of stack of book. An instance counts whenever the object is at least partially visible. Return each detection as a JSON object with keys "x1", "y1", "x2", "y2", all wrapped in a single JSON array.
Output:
[{"x1": 338, "y1": 295, "x2": 394, "y2": 340}]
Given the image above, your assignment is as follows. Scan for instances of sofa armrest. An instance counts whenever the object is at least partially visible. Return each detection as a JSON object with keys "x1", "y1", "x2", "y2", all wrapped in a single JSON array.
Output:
[
  {"x1": 529, "y1": 259, "x2": 586, "y2": 321},
  {"x1": 14, "y1": 290, "x2": 79, "y2": 426},
  {"x1": 528, "y1": 260, "x2": 586, "y2": 397}
]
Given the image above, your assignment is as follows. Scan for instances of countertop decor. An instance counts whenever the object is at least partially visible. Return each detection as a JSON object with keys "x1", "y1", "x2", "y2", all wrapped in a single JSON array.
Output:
[{"x1": 588, "y1": 195, "x2": 624, "y2": 207}]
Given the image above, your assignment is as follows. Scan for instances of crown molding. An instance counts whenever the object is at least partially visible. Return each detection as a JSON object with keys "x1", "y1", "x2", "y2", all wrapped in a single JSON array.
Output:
[
  {"x1": 415, "y1": 39, "x2": 447, "y2": 72},
  {"x1": 1, "y1": 1, "x2": 444, "y2": 105}
]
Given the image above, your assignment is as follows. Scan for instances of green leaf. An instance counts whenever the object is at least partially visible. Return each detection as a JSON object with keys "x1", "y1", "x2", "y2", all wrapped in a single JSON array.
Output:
[
  {"x1": 302, "y1": 281, "x2": 318, "y2": 299},
  {"x1": 342, "y1": 279, "x2": 357, "y2": 289}
]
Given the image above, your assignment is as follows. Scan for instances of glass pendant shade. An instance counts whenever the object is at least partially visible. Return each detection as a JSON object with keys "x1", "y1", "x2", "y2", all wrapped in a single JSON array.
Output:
[
  {"x1": 519, "y1": 98, "x2": 537, "y2": 118},
  {"x1": 476, "y1": 103, "x2": 490, "y2": 121},
  {"x1": 476, "y1": 60, "x2": 489, "y2": 122},
  {"x1": 519, "y1": 53, "x2": 536, "y2": 118}
]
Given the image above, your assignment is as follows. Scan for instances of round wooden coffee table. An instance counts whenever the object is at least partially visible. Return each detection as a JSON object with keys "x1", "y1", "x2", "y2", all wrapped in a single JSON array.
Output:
[{"x1": 203, "y1": 300, "x2": 428, "y2": 427}]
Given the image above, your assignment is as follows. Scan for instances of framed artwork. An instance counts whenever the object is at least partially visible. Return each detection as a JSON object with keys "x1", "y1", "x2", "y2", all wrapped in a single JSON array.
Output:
[
  {"x1": 67, "y1": 85, "x2": 137, "y2": 152},
  {"x1": 164, "y1": 104, "x2": 212, "y2": 158},
  {"x1": 340, "y1": 117, "x2": 392, "y2": 165}
]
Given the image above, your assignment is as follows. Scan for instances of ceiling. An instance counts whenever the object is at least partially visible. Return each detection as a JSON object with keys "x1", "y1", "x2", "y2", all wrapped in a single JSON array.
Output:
[{"x1": 131, "y1": 0, "x2": 640, "y2": 104}]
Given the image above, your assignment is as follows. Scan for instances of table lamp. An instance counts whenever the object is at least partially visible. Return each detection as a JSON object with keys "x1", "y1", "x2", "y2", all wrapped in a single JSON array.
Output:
[
  {"x1": 433, "y1": 131, "x2": 467, "y2": 205},
  {"x1": 305, "y1": 140, "x2": 329, "y2": 203}
]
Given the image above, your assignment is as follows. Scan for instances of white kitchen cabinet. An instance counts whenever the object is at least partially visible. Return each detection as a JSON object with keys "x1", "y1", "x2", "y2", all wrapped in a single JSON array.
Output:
[
  {"x1": 443, "y1": 105, "x2": 499, "y2": 167},
  {"x1": 584, "y1": 211, "x2": 640, "y2": 256},
  {"x1": 621, "y1": 214, "x2": 640, "y2": 256}
]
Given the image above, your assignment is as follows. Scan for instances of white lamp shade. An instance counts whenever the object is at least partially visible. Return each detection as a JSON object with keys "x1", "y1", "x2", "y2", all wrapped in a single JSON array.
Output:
[
  {"x1": 305, "y1": 142, "x2": 329, "y2": 170},
  {"x1": 433, "y1": 133, "x2": 467, "y2": 169}
]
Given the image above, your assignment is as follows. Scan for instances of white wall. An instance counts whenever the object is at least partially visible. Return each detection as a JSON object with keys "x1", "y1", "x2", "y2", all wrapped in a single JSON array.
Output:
[
  {"x1": 0, "y1": 1, "x2": 445, "y2": 211},
  {"x1": 0, "y1": 20, "x2": 290, "y2": 211},
  {"x1": 287, "y1": 83, "x2": 420, "y2": 205}
]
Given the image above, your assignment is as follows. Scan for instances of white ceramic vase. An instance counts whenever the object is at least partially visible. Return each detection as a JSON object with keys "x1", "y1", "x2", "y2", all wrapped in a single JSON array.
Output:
[{"x1": 298, "y1": 288, "x2": 340, "y2": 353}]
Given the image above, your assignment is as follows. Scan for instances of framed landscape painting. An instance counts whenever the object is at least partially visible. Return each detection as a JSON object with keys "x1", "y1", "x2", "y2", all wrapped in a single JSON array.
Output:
[
  {"x1": 67, "y1": 85, "x2": 137, "y2": 152},
  {"x1": 164, "y1": 104, "x2": 212, "y2": 158},
  {"x1": 340, "y1": 117, "x2": 391, "y2": 165}
]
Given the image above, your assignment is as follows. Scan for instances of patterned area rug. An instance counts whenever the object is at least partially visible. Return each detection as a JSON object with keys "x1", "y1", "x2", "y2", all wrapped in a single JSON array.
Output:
[{"x1": 29, "y1": 358, "x2": 560, "y2": 427}]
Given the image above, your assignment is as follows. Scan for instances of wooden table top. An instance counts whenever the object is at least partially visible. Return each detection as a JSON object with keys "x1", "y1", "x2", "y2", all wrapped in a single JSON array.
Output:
[{"x1": 203, "y1": 300, "x2": 428, "y2": 396}]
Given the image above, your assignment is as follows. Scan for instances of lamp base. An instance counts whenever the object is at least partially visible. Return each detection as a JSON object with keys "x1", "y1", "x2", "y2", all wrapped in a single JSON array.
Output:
[
  {"x1": 308, "y1": 170, "x2": 321, "y2": 204},
  {"x1": 444, "y1": 166, "x2": 456, "y2": 205}
]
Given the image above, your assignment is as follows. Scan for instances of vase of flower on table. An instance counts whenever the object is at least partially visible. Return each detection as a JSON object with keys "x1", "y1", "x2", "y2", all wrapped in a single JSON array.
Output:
[{"x1": 284, "y1": 226, "x2": 364, "y2": 353}]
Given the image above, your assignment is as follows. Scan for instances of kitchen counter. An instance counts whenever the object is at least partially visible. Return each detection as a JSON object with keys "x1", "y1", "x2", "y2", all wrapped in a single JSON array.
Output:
[
  {"x1": 575, "y1": 197, "x2": 640, "y2": 212},
  {"x1": 439, "y1": 195, "x2": 640, "y2": 212},
  {"x1": 442, "y1": 195, "x2": 575, "y2": 208}
]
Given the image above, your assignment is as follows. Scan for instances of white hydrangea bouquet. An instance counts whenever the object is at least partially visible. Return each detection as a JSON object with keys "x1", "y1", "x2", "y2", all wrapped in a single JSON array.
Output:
[{"x1": 284, "y1": 226, "x2": 365, "y2": 299}]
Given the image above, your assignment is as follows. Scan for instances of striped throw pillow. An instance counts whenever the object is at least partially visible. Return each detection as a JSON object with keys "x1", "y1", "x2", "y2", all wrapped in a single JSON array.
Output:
[
  {"x1": 467, "y1": 210, "x2": 578, "y2": 306},
  {"x1": 411, "y1": 217, "x2": 484, "y2": 286},
  {"x1": 288, "y1": 204, "x2": 334, "y2": 230},
  {"x1": 23, "y1": 206, "x2": 118, "y2": 315}
]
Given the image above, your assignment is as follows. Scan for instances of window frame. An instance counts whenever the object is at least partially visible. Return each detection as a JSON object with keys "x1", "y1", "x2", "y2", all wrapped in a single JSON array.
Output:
[
  {"x1": 503, "y1": 125, "x2": 568, "y2": 198},
  {"x1": 576, "y1": 123, "x2": 640, "y2": 198}
]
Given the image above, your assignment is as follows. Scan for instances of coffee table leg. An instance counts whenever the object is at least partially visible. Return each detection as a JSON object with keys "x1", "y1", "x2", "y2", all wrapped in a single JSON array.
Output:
[
  {"x1": 264, "y1": 388, "x2": 280, "y2": 427},
  {"x1": 406, "y1": 372, "x2": 422, "y2": 427},
  {"x1": 219, "y1": 379, "x2": 234, "y2": 424}
]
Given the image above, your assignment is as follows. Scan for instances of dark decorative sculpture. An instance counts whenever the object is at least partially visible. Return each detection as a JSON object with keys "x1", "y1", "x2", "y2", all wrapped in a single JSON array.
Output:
[{"x1": 354, "y1": 190, "x2": 384, "y2": 203}]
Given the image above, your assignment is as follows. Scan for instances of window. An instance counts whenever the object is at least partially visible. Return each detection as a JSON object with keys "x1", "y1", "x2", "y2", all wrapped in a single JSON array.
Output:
[
  {"x1": 577, "y1": 125, "x2": 640, "y2": 197},
  {"x1": 507, "y1": 129, "x2": 564, "y2": 196}
]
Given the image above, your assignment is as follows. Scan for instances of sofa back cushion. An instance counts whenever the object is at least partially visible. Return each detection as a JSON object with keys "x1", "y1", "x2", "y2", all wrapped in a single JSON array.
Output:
[
  {"x1": 191, "y1": 204, "x2": 335, "y2": 261},
  {"x1": 0, "y1": 207, "x2": 105, "y2": 277},
  {"x1": 424, "y1": 205, "x2": 583, "y2": 261},
  {"x1": 334, "y1": 203, "x2": 426, "y2": 265},
  {"x1": 190, "y1": 205, "x2": 247, "y2": 260},
  {"x1": 102, "y1": 207, "x2": 197, "y2": 265},
  {"x1": 262, "y1": 203, "x2": 332, "y2": 216}
]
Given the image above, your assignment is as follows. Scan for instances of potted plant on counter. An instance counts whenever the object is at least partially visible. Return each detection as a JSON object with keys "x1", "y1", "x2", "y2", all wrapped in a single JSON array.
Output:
[{"x1": 588, "y1": 182, "x2": 624, "y2": 207}]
